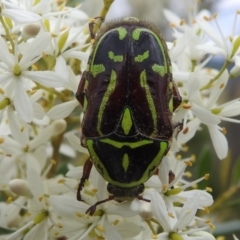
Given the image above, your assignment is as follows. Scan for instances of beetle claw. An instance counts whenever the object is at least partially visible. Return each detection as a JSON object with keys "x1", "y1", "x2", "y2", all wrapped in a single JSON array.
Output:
[
  {"x1": 85, "y1": 196, "x2": 115, "y2": 216},
  {"x1": 86, "y1": 205, "x2": 97, "y2": 216}
]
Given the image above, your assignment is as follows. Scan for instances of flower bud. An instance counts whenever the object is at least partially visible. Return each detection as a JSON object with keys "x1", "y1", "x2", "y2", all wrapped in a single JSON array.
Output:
[
  {"x1": 139, "y1": 201, "x2": 153, "y2": 220},
  {"x1": 230, "y1": 65, "x2": 240, "y2": 78},
  {"x1": 22, "y1": 23, "x2": 41, "y2": 40},
  {"x1": 52, "y1": 119, "x2": 67, "y2": 136},
  {"x1": 9, "y1": 179, "x2": 33, "y2": 198}
]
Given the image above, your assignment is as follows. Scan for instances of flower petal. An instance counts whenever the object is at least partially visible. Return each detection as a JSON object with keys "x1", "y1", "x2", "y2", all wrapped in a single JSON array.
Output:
[
  {"x1": 104, "y1": 220, "x2": 125, "y2": 240},
  {"x1": 13, "y1": 79, "x2": 33, "y2": 122},
  {"x1": 178, "y1": 190, "x2": 213, "y2": 208},
  {"x1": 62, "y1": 50, "x2": 89, "y2": 61},
  {"x1": 219, "y1": 99, "x2": 240, "y2": 117},
  {"x1": 173, "y1": 197, "x2": 199, "y2": 231},
  {"x1": 23, "y1": 71, "x2": 66, "y2": 88},
  {"x1": 191, "y1": 103, "x2": 220, "y2": 125},
  {"x1": 32, "y1": 101, "x2": 45, "y2": 119},
  {"x1": 208, "y1": 125, "x2": 228, "y2": 160},
  {"x1": 55, "y1": 56, "x2": 69, "y2": 81},
  {"x1": 158, "y1": 157, "x2": 170, "y2": 187},
  {"x1": 2, "y1": 8, "x2": 41, "y2": 24},
  {"x1": 163, "y1": 9, "x2": 182, "y2": 27},
  {"x1": 7, "y1": 106, "x2": 29, "y2": 146},
  {"x1": 177, "y1": 118, "x2": 201, "y2": 144},
  {"x1": 114, "y1": 221, "x2": 142, "y2": 239},
  {"x1": 0, "y1": 36, "x2": 14, "y2": 67},
  {"x1": 50, "y1": 195, "x2": 89, "y2": 217},
  {"x1": 19, "y1": 33, "x2": 51, "y2": 70},
  {"x1": 191, "y1": 231, "x2": 216, "y2": 240},
  {"x1": 27, "y1": 167, "x2": 44, "y2": 198},
  {"x1": 65, "y1": 132, "x2": 89, "y2": 154},
  {"x1": 47, "y1": 99, "x2": 79, "y2": 120},
  {"x1": 149, "y1": 190, "x2": 171, "y2": 232},
  {"x1": 24, "y1": 221, "x2": 47, "y2": 240},
  {"x1": 207, "y1": 70, "x2": 228, "y2": 108},
  {"x1": 197, "y1": 19, "x2": 225, "y2": 50}
]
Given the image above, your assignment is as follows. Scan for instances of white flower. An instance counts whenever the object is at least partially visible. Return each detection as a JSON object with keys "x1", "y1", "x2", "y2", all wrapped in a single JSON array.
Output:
[
  {"x1": 0, "y1": 0, "x2": 41, "y2": 24},
  {"x1": 164, "y1": 8, "x2": 212, "y2": 62},
  {"x1": 0, "y1": 32, "x2": 66, "y2": 122},
  {"x1": 47, "y1": 67, "x2": 81, "y2": 120},
  {"x1": 177, "y1": 70, "x2": 240, "y2": 159},
  {"x1": 149, "y1": 190, "x2": 213, "y2": 240},
  {"x1": 197, "y1": 13, "x2": 240, "y2": 62},
  {"x1": 0, "y1": 120, "x2": 66, "y2": 174},
  {"x1": 45, "y1": 15, "x2": 89, "y2": 79},
  {"x1": 2, "y1": 168, "x2": 62, "y2": 240},
  {"x1": 51, "y1": 168, "x2": 140, "y2": 240}
]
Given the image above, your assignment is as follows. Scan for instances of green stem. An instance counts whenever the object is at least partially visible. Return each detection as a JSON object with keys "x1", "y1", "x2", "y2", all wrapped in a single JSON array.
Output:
[
  {"x1": 200, "y1": 60, "x2": 230, "y2": 91},
  {"x1": 86, "y1": 0, "x2": 115, "y2": 44},
  {"x1": 145, "y1": 219, "x2": 157, "y2": 235},
  {"x1": 100, "y1": 0, "x2": 115, "y2": 19},
  {"x1": 0, "y1": 13, "x2": 15, "y2": 52}
]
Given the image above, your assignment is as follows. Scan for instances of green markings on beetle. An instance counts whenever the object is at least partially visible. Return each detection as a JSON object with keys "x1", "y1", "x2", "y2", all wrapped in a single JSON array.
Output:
[
  {"x1": 117, "y1": 27, "x2": 127, "y2": 40},
  {"x1": 121, "y1": 107, "x2": 133, "y2": 135},
  {"x1": 134, "y1": 28, "x2": 168, "y2": 71},
  {"x1": 134, "y1": 50, "x2": 149, "y2": 62},
  {"x1": 97, "y1": 70, "x2": 117, "y2": 135},
  {"x1": 132, "y1": 28, "x2": 141, "y2": 40},
  {"x1": 145, "y1": 141, "x2": 168, "y2": 179},
  {"x1": 99, "y1": 138, "x2": 153, "y2": 149},
  {"x1": 86, "y1": 139, "x2": 168, "y2": 187},
  {"x1": 108, "y1": 51, "x2": 123, "y2": 62},
  {"x1": 152, "y1": 64, "x2": 167, "y2": 77},
  {"x1": 122, "y1": 154, "x2": 129, "y2": 172},
  {"x1": 140, "y1": 70, "x2": 158, "y2": 135},
  {"x1": 91, "y1": 64, "x2": 105, "y2": 77}
]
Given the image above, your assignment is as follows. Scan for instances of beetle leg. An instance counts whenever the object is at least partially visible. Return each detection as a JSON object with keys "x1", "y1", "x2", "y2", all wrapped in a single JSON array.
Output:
[
  {"x1": 77, "y1": 158, "x2": 93, "y2": 201},
  {"x1": 173, "y1": 122, "x2": 183, "y2": 131},
  {"x1": 76, "y1": 71, "x2": 87, "y2": 107},
  {"x1": 137, "y1": 195, "x2": 151, "y2": 202},
  {"x1": 89, "y1": 17, "x2": 104, "y2": 40},
  {"x1": 173, "y1": 122, "x2": 183, "y2": 139},
  {"x1": 86, "y1": 195, "x2": 115, "y2": 215},
  {"x1": 172, "y1": 81, "x2": 182, "y2": 111}
]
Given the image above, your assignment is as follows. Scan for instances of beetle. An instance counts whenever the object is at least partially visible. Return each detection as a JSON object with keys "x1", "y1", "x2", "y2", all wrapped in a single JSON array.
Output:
[{"x1": 76, "y1": 17, "x2": 182, "y2": 215}]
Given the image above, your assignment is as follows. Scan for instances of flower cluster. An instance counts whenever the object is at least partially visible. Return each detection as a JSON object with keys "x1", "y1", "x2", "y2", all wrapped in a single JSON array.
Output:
[{"x1": 0, "y1": 0, "x2": 239, "y2": 240}]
